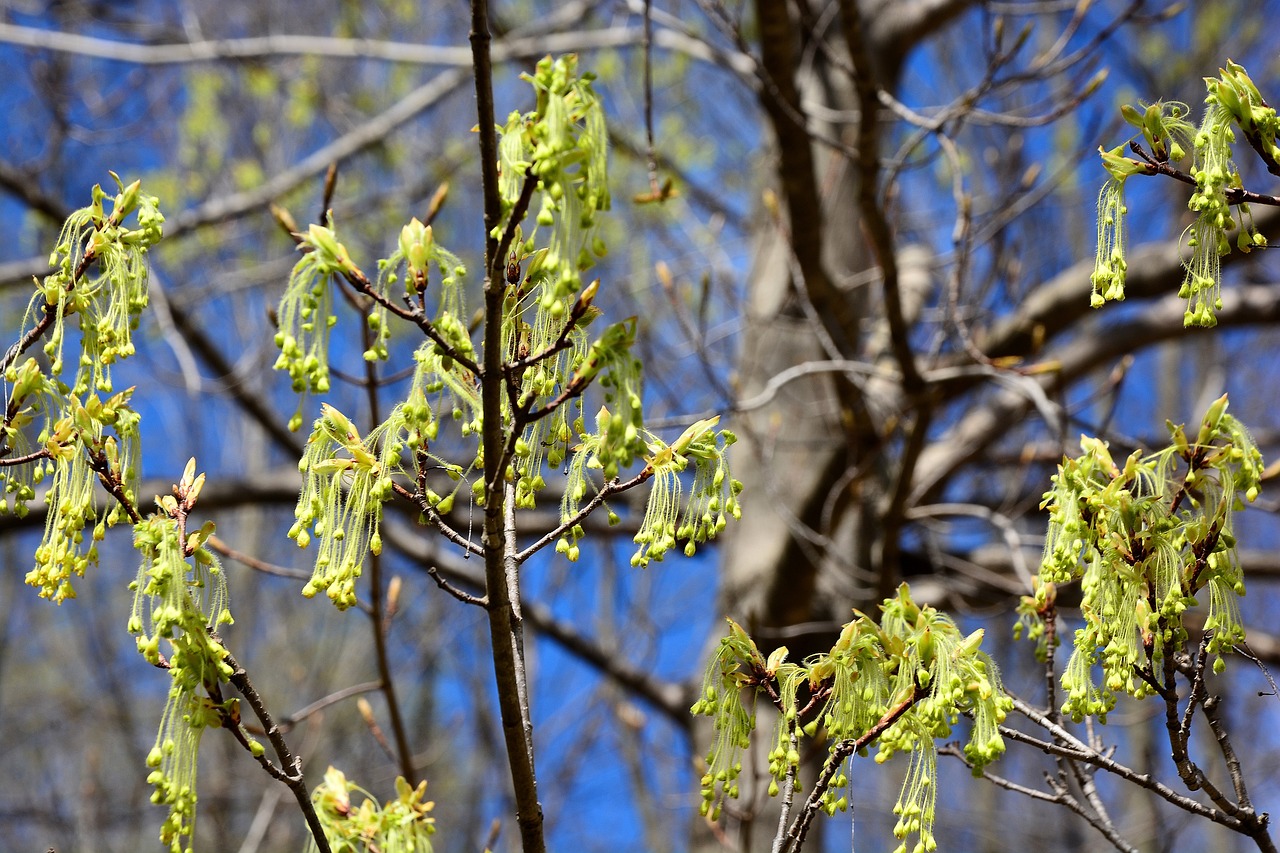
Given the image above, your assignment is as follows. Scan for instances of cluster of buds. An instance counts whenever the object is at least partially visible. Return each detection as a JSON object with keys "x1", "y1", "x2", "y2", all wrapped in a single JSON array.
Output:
[
  {"x1": 1033, "y1": 395, "x2": 1261, "y2": 721},
  {"x1": 631, "y1": 417, "x2": 742, "y2": 567},
  {"x1": 692, "y1": 586, "x2": 1010, "y2": 853},
  {"x1": 28, "y1": 173, "x2": 162, "y2": 395},
  {"x1": 308, "y1": 766, "x2": 436, "y2": 853},
  {"x1": 1092, "y1": 64, "x2": 1274, "y2": 326}
]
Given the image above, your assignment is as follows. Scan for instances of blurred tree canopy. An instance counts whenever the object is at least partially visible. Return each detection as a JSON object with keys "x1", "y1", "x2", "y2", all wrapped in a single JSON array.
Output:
[{"x1": 3, "y1": 1, "x2": 1280, "y2": 852}]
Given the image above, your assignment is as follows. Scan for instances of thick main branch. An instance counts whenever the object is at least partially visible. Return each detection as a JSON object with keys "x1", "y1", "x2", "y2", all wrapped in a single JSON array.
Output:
[{"x1": 471, "y1": 2, "x2": 545, "y2": 852}]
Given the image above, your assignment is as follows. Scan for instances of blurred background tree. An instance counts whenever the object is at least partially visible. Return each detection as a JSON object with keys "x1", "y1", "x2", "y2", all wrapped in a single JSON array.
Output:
[{"x1": 2, "y1": 1, "x2": 1280, "y2": 852}]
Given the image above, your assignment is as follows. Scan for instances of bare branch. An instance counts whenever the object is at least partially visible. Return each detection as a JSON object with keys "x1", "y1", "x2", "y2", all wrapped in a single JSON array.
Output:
[
  {"x1": 223, "y1": 647, "x2": 333, "y2": 853},
  {"x1": 0, "y1": 20, "x2": 754, "y2": 75},
  {"x1": 913, "y1": 282, "x2": 1280, "y2": 504}
]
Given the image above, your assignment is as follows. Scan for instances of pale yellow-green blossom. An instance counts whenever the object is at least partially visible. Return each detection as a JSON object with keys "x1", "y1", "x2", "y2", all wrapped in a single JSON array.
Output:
[{"x1": 1035, "y1": 395, "x2": 1261, "y2": 721}]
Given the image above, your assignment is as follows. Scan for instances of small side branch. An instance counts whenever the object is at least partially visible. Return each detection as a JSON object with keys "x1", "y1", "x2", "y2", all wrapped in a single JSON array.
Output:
[
  {"x1": 0, "y1": 447, "x2": 51, "y2": 467},
  {"x1": 516, "y1": 467, "x2": 652, "y2": 562},
  {"x1": 1, "y1": 313, "x2": 55, "y2": 375},
  {"x1": 223, "y1": 648, "x2": 332, "y2": 853},
  {"x1": 395, "y1": 479, "x2": 484, "y2": 559},
  {"x1": 784, "y1": 685, "x2": 926, "y2": 852},
  {"x1": 426, "y1": 563, "x2": 488, "y2": 606},
  {"x1": 1129, "y1": 141, "x2": 1280, "y2": 207},
  {"x1": 940, "y1": 744, "x2": 1138, "y2": 853}
]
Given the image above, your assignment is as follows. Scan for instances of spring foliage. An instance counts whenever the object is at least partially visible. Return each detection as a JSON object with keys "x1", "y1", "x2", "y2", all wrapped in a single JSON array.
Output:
[
  {"x1": 693, "y1": 586, "x2": 1012, "y2": 853},
  {"x1": 1092, "y1": 61, "x2": 1272, "y2": 326},
  {"x1": 1, "y1": 55, "x2": 742, "y2": 853},
  {"x1": 1018, "y1": 394, "x2": 1262, "y2": 721},
  {"x1": 697, "y1": 87, "x2": 1271, "y2": 843},
  {"x1": 2, "y1": 175, "x2": 160, "y2": 602},
  {"x1": 5, "y1": 45, "x2": 1272, "y2": 853},
  {"x1": 306, "y1": 767, "x2": 436, "y2": 853}
]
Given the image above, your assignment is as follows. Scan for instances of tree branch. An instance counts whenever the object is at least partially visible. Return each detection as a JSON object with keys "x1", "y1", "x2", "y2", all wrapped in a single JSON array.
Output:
[
  {"x1": 783, "y1": 684, "x2": 927, "y2": 852},
  {"x1": 837, "y1": 0, "x2": 921, "y2": 391},
  {"x1": 223, "y1": 647, "x2": 332, "y2": 853},
  {"x1": 0, "y1": 19, "x2": 754, "y2": 75},
  {"x1": 751, "y1": 0, "x2": 856, "y2": 353},
  {"x1": 471, "y1": 0, "x2": 545, "y2": 849},
  {"x1": 912, "y1": 281, "x2": 1280, "y2": 504}
]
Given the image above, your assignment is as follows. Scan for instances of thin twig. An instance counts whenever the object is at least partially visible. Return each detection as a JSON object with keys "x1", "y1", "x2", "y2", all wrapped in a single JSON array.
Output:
[
  {"x1": 641, "y1": 0, "x2": 660, "y2": 196},
  {"x1": 426, "y1": 564, "x2": 488, "y2": 606},
  {"x1": 357, "y1": 696, "x2": 400, "y2": 765},
  {"x1": 362, "y1": 314, "x2": 417, "y2": 786},
  {"x1": 276, "y1": 681, "x2": 382, "y2": 730},
  {"x1": 784, "y1": 685, "x2": 926, "y2": 852},
  {"x1": 206, "y1": 534, "x2": 312, "y2": 581},
  {"x1": 770, "y1": 724, "x2": 800, "y2": 853},
  {"x1": 1005, "y1": 700, "x2": 1252, "y2": 833},
  {"x1": 1129, "y1": 141, "x2": 1280, "y2": 207},
  {"x1": 0, "y1": 447, "x2": 51, "y2": 467},
  {"x1": 1236, "y1": 641, "x2": 1280, "y2": 701},
  {"x1": 516, "y1": 468, "x2": 651, "y2": 562},
  {"x1": 223, "y1": 647, "x2": 332, "y2": 853},
  {"x1": 394, "y1": 479, "x2": 484, "y2": 559}
]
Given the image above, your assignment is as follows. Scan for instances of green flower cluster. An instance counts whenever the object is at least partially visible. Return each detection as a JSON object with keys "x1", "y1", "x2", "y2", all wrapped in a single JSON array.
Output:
[
  {"x1": 1033, "y1": 394, "x2": 1262, "y2": 722},
  {"x1": 498, "y1": 54, "x2": 610, "y2": 308},
  {"x1": 689, "y1": 619, "x2": 759, "y2": 822},
  {"x1": 273, "y1": 223, "x2": 351, "y2": 428},
  {"x1": 307, "y1": 766, "x2": 436, "y2": 853},
  {"x1": 1090, "y1": 102, "x2": 1192, "y2": 307},
  {"x1": 128, "y1": 472, "x2": 234, "y2": 853},
  {"x1": 2, "y1": 178, "x2": 157, "y2": 600},
  {"x1": 1012, "y1": 580, "x2": 1057, "y2": 663},
  {"x1": 395, "y1": 344, "x2": 474, "y2": 511},
  {"x1": 507, "y1": 279, "x2": 599, "y2": 509},
  {"x1": 411, "y1": 341, "x2": 482, "y2": 447},
  {"x1": 492, "y1": 54, "x2": 614, "y2": 509},
  {"x1": 573, "y1": 319, "x2": 645, "y2": 477},
  {"x1": 371, "y1": 217, "x2": 469, "y2": 362},
  {"x1": 1090, "y1": 169, "x2": 1130, "y2": 307},
  {"x1": 1182, "y1": 98, "x2": 1238, "y2": 327},
  {"x1": 1092, "y1": 64, "x2": 1273, "y2": 326},
  {"x1": 875, "y1": 591, "x2": 1009, "y2": 853},
  {"x1": 26, "y1": 172, "x2": 163, "y2": 395},
  {"x1": 554, "y1": 408, "x2": 610, "y2": 562},
  {"x1": 22, "y1": 388, "x2": 140, "y2": 603},
  {"x1": 290, "y1": 353, "x2": 473, "y2": 609},
  {"x1": 291, "y1": 404, "x2": 399, "y2": 610},
  {"x1": 628, "y1": 417, "x2": 741, "y2": 567},
  {"x1": 1208, "y1": 60, "x2": 1280, "y2": 166},
  {"x1": 1180, "y1": 63, "x2": 1272, "y2": 326},
  {"x1": 692, "y1": 585, "x2": 1010, "y2": 853}
]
